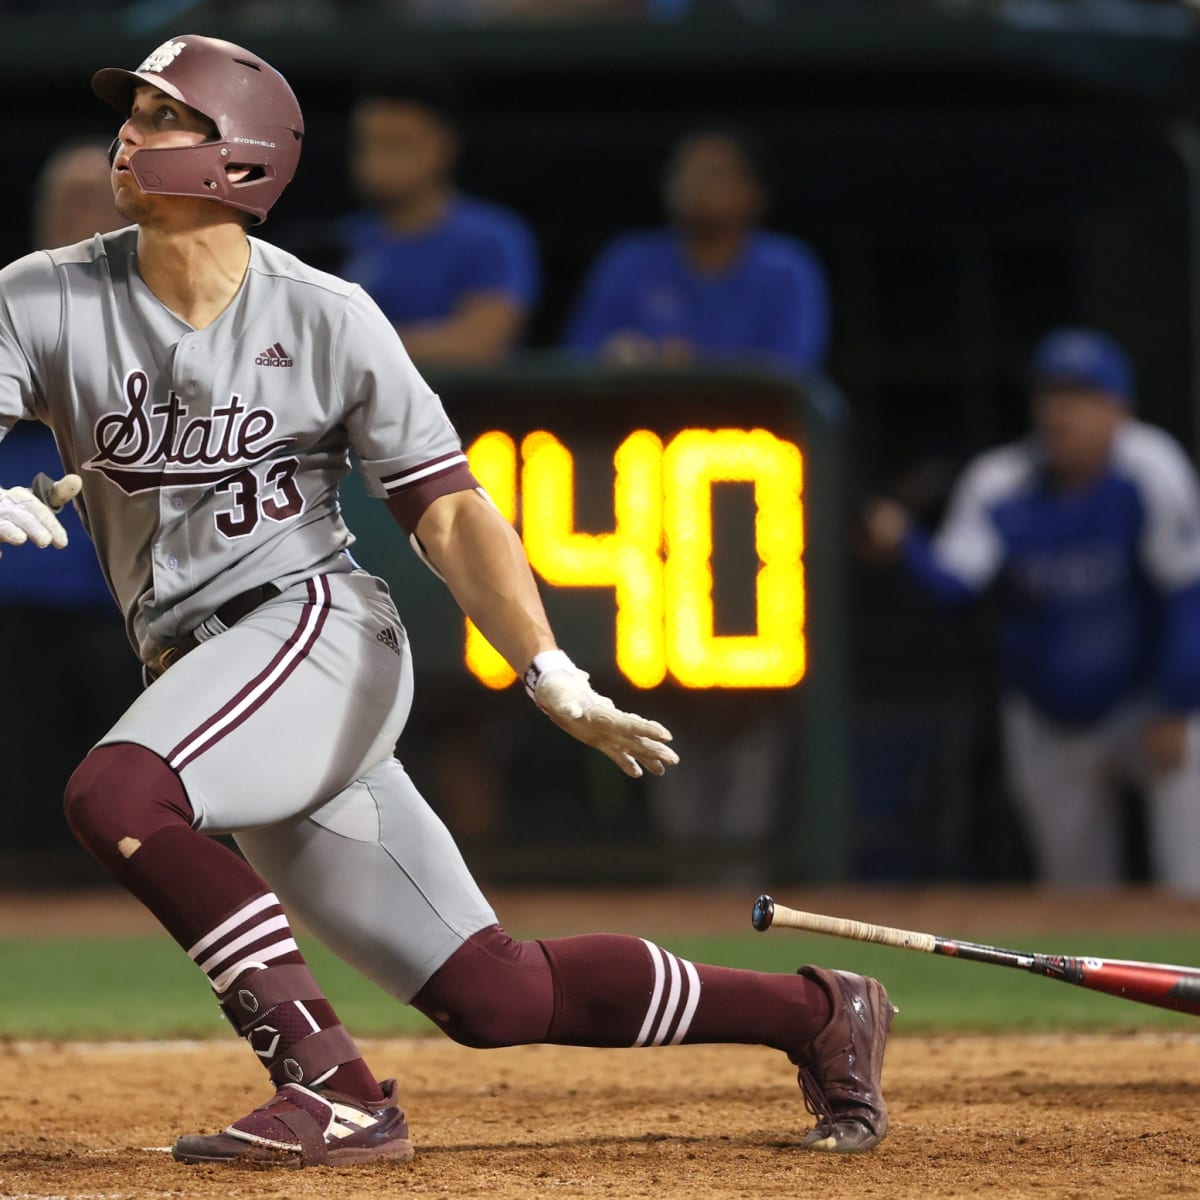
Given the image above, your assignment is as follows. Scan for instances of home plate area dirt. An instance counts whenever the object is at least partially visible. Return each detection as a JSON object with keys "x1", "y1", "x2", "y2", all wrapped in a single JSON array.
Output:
[{"x1": 1, "y1": 1034, "x2": 1198, "y2": 1200}]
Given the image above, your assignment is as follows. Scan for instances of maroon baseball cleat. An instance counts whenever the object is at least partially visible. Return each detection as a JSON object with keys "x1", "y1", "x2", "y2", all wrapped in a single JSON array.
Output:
[
  {"x1": 789, "y1": 966, "x2": 895, "y2": 1153},
  {"x1": 172, "y1": 1078, "x2": 414, "y2": 1167}
]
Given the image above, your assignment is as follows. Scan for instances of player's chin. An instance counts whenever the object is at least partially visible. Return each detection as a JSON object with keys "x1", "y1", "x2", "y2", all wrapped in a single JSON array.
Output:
[{"x1": 114, "y1": 187, "x2": 153, "y2": 224}]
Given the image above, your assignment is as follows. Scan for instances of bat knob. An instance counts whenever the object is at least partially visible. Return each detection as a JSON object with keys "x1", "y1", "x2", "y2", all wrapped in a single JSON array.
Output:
[{"x1": 751, "y1": 894, "x2": 775, "y2": 932}]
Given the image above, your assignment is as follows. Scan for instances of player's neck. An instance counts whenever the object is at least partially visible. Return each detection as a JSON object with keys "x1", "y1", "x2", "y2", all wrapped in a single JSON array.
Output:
[
  {"x1": 1048, "y1": 457, "x2": 1109, "y2": 494},
  {"x1": 680, "y1": 226, "x2": 749, "y2": 275},
  {"x1": 136, "y1": 222, "x2": 251, "y2": 330},
  {"x1": 380, "y1": 185, "x2": 453, "y2": 234}
]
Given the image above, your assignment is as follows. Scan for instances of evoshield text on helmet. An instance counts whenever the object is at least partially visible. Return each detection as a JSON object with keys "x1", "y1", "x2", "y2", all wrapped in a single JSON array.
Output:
[{"x1": 92, "y1": 35, "x2": 304, "y2": 224}]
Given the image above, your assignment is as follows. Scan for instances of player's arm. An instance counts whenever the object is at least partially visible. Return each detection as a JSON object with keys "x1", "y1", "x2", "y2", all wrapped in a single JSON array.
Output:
[
  {"x1": 396, "y1": 293, "x2": 527, "y2": 367},
  {"x1": 341, "y1": 285, "x2": 674, "y2": 777},
  {"x1": 864, "y1": 452, "x2": 1014, "y2": 607},
  {"x1": 755, "y1": 245, "x2": 831, "y2": 373},
  {"x1": 862, "y1": 497, "x2": 980, "y2": 607},
  {"x1": 563, "y1": 237, "x2": 641, "y2": 359},
  {"x1": 414, "y1": 486, "x2": 554, "y2": 671},
  {"x1": 0, "y1": 254, "x2": 77, "y2": 556},
  {"x1": 413, "y1": 487, "x2": 677, "y2": 778},
  {"x1": 1127, "y1": 429, "x2": 1200, "y2": 767},
  {"x1": 396, "y1": 220, "x2": 536, "y2": 366}
]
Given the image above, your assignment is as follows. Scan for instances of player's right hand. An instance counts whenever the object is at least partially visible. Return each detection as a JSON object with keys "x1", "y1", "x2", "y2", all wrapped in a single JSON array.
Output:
[
  {"x1": 527, "y1": 651, "x2": 679, "y2": 779},
  {"x1": 0, "y1": 476, "x2": 78, "y2": 555}
]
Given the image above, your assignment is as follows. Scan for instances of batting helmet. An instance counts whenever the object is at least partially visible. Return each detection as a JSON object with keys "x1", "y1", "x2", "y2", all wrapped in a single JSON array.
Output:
[{"x1": 92, "y1": 35, "x2": 303, "y2": 224}]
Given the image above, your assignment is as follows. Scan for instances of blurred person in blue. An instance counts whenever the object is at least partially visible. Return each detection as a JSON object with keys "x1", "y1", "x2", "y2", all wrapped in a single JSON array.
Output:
[
  {"x1": 864, "y1": 328, "x2": 1200, "y2": 891},
  {"x1": 567, "y1": 125, "x2": 830, "y2": 880},
  {"x1": 0, "y1": 139, "x2": 137, "y2": 873},
  {"x1": 565, "y1": 125, "x2": 830, "y2": 374},
  {"x1": 3, "y1": 140, "x2": 123, "y2": 613},
  {"x1": 339, "y1": 74, "x2": 539, "y2": 365}
]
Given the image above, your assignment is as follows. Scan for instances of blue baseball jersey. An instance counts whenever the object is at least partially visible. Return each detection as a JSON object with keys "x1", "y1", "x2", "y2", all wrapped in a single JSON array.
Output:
[
  {"x1": 339, "y1": 194, "x2": 539, "y2": 326},
  {"x1": 901, "y1": 422, "x2": 1200, "y2": 723},
  {"x1": 565, "y1": 229, "x2": 830, "y2": 373}
]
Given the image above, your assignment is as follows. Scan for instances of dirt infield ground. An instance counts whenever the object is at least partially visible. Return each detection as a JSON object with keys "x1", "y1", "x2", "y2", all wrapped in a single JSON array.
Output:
[
  {"x1": 2, "y1": 1034, "x2": 1199, "y2": 1200},
  {"x1": 2, "y1": 887, "x2": 1199, "y2": 1199}
]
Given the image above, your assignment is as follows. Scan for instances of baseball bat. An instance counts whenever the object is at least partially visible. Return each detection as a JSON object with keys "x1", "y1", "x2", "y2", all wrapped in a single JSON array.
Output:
[{"x1": 751, "y1": 894, "x2": 1200, "y2": 1018}]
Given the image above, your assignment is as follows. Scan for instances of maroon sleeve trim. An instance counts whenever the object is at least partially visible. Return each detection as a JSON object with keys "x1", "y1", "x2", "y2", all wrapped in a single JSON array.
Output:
[
  {"x1": 384, "y1": 462, "x2": 480, "y2": 534},
  {"x1": 380, "y1": 450, "x2": 466, "y2": 490}
]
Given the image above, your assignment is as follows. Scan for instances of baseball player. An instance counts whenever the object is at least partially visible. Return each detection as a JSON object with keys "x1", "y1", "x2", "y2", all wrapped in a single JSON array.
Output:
[
  {"x1": 865, "y1": 329, "x2": 1200, "y2": 890},
  {"x1": 0, "y1": 36, "x2": 893, "y2": 1166}
]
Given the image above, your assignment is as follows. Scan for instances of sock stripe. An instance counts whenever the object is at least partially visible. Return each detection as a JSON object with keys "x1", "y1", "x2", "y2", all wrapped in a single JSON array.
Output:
[
  {"x1": 634, "y1": 939, "x2": 667, "y2": 1047},
  {"x1": 187, "y1": 892, "x2": 278, "y2": 960},
  {"x1": 210, "y1": 939, "x2": 300, "y2": 994},
  {"x1": 668, "y1": 959, "x2": 702, "y2": 1045},
  {"x1": 650, "y1": 952, "x2": 683, "y2": 1047},
  {"x1": 197, "y1": 914, "x2": 291, "y2": 976}
]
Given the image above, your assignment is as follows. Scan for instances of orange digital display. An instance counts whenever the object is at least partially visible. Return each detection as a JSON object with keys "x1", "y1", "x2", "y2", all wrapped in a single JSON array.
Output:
[{"x1": 465, "y1": 429, "x2": 805, "y2": 690}]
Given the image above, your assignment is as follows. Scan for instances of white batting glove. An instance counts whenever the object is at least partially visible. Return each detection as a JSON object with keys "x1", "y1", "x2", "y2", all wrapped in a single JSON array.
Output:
[
  {"x1": 525, "y1": 650, "x2": 679, "y2": 778},
  {"x1": 0, "y1": 474, "x2": 80, "y2": 556}
]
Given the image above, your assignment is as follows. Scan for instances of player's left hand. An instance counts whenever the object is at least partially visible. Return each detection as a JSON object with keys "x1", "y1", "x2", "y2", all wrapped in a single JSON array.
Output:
[
  {"x1": 0, "y1": 474, "x2": 80, "y2": 556},
  {"x1": 526, "y1": 651, "x2": 678, "y2": 778},
  {"x1": 1141, "y1": 714, "x2": 1191, "y2": 773}
]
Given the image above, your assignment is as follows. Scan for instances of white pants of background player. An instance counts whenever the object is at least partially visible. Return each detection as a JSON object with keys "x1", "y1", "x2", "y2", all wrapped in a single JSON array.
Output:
[{"x1": 1002, "y1": 692, "x2": 1200, "y2": 892}]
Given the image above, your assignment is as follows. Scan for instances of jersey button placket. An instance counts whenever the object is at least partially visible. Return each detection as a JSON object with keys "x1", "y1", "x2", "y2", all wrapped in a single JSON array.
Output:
[{"x1": 156, "y1": 336, "x2": 196, "y2": 595}]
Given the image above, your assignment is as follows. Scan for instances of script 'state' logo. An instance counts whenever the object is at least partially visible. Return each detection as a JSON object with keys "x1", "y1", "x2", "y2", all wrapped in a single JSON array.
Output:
[{"x1": 84, "y1": 369, "x2": 291, "y2": 494}]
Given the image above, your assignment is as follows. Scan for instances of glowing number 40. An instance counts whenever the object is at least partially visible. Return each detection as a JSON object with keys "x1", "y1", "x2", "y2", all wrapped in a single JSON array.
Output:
[{"x1": 466, "y1": 428, "x2": 806, "y2": 691}]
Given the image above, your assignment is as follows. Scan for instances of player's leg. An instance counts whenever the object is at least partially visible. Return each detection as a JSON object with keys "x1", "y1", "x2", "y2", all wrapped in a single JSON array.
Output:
[
  {"x1": 411, "y1": 928, "x2": 889, "y2": 1153},
  {"x1": 238, "y1": 757, "x2": 890, "y2": 1154},
  {"x1": 1131, "y1": 713, "x2": 1200, "y2": 892},
  {"x1": 64, "y1": 571, "x2": 417, "y2": 1165},
  {"x1": 233, "y1": 755, "x2": 498, "y2": 1005},
  {"x1": 1000, "y1": 693, "x2": 1121, "y2": 884}
]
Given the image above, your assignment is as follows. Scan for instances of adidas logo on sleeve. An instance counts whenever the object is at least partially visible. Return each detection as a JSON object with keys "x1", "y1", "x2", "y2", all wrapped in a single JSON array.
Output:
[{"x1": 256, "y1": 342, "x2": 293, "y2": 367}]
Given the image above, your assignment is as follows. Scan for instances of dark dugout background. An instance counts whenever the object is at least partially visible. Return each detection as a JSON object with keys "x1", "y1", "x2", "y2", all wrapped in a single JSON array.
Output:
[{"x1": 2, "y1": 3, "x2": 1197, "y2": 885}]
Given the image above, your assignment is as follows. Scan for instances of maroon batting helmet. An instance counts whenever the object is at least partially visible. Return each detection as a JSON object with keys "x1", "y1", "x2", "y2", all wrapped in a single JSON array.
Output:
[{"x1": 92, "y1": 35, "x2": 303, "y2": 224}]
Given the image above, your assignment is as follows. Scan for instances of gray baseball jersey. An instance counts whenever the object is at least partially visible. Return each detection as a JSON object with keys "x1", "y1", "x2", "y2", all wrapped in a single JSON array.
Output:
[
  {"x1": 0, "y1": 225, "x2": 498, "y2": 999},
  {"x1": 0, "y1": 225, "x2": 465, "y2": 662}
]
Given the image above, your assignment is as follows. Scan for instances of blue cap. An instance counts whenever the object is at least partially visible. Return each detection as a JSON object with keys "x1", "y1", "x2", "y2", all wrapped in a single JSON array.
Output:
[{"x1": 1032, "y1": 327, "x2": 1134, "y2": 405}]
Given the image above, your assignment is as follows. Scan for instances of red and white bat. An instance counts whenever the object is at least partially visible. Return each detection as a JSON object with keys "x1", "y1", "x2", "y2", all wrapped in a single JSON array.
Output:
[{"x1": 751, "y1": 895, "x2": 1200, "y2": 1018}]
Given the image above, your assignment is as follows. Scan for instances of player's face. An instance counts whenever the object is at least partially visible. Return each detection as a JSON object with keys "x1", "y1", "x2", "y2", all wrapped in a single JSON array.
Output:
[
  {"x1": 1034, "y1": 386, "x2": 1126, "y2": 483},
  {"x1": 665, "y1": 135, "x2": 764, "y2": 235},
  {"x1": 350, "y1": 100, "x2": 457, "y2": 208},
  {"x1": 111, "y1": 86, "x2": 216, "y2": 222}
]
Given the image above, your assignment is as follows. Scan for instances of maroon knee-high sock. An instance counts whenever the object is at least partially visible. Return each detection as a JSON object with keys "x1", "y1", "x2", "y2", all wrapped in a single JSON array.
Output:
[
  {"x1": 540, "y1": 934, "x2": 831, "y2": 1049},
  {"x1": 65, "y1": 744, "x2": 381, "y2": 1103},
  {"x1": 415, "y1": 926, "x2": 831, "y2": 1052}
]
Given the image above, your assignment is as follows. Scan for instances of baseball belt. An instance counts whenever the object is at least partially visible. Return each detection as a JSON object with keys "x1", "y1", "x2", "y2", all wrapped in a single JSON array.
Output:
[{"x1": 147, "y1": 582, "x2": 282, "y2": 681}]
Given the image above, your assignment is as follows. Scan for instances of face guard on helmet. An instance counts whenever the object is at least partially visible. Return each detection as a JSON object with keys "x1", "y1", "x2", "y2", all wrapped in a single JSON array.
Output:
[{"x1": 92, "y1": 35, "x2": 304, "y2": 225}]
